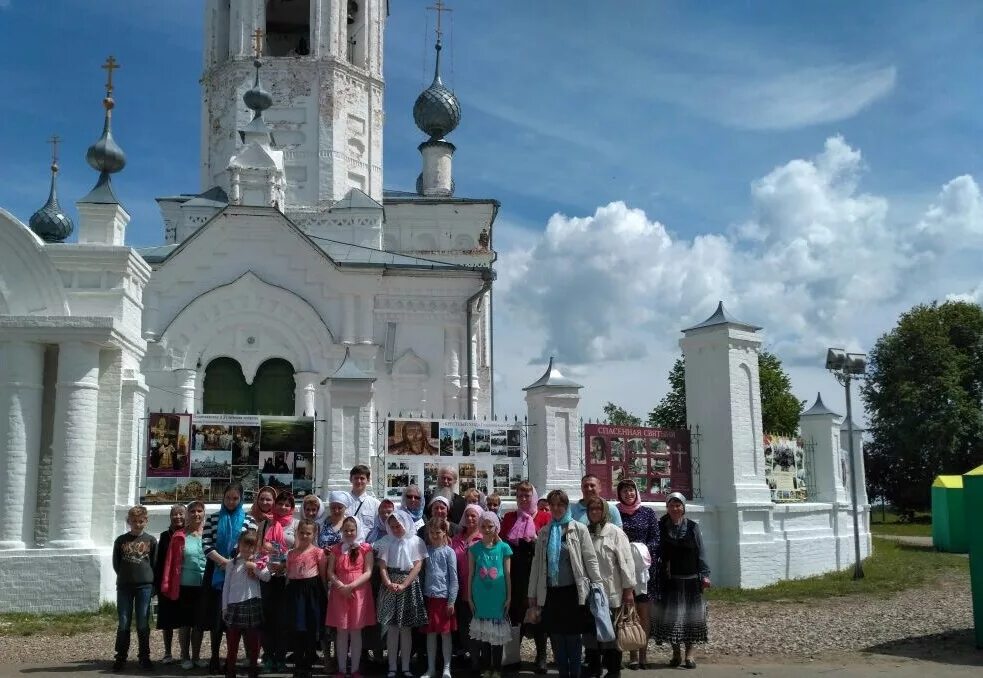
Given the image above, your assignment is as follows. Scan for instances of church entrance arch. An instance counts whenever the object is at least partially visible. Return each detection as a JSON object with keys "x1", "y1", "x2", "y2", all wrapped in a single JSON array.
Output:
[{"x1": 203, "y1": 357, "x2": 295, "y2": 415}]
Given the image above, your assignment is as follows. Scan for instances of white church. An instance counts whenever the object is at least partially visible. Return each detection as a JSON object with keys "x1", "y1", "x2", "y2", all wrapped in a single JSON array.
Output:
[{"x1": 0, "y1": 0, "x2": 498, "y2": 611}]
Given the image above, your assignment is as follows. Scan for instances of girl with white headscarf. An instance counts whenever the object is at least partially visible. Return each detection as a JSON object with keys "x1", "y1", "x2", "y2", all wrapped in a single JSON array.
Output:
[{"x1": 375, "y1": 509, "x2": 429, "y2": 678}]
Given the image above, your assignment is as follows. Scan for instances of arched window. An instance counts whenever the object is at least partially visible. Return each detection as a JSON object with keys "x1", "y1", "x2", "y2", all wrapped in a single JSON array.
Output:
[
  {"x1": 253, "y1": 358, "x2": 296, "y2": 415},
  {"x1": 202, "y1": 357, "x2": 296, "y2": 415}
]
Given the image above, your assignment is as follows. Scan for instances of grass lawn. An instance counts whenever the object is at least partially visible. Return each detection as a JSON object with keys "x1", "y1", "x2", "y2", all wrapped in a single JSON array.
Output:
[
  {"x1": 0, "y1": 602, "x2": 117, "y2": 636},
  {"x1": 706, "y1": 537, "x2": 966, "y2": 603},
  {"x1": 870, "y1": 508, "x2": 933, "y2": 537}
]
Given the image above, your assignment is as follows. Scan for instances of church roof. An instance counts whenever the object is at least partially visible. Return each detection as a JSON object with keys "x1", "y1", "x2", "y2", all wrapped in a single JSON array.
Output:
[
  {"x1": 331, "y1": 188, "x2": 382, "y2": 211},
  {"x1": 383, "y1": 189, "x2": 500, "y2": 207},
  {"x1": 801, "y1": 392, "x2": 841, "y2": 418},
  {"x1": 522, "y1": 357, "x2": 583, "y2": 391},
  {"x1": 682, "y1": 301, "x2": 762, "y2": 333}
]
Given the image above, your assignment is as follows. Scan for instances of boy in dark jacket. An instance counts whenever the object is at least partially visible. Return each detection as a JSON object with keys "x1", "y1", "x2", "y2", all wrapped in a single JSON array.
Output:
[{"x1": 113, "y1": 505, "x2": 158, "y2": 672}]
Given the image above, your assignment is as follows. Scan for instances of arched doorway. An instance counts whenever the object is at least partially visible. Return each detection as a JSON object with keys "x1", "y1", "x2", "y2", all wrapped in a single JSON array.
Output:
[{"x1": 202, "y1": 357, "x2": 296, "y2": 415}]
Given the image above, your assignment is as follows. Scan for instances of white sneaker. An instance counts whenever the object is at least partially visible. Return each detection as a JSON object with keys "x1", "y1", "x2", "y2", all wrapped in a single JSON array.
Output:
[
  {"x1": 442, "y1": 671, "x2": 453, "y2": 678},
  {"x1": 180, "y1": 659, "x2": 194, "y2": 670}
]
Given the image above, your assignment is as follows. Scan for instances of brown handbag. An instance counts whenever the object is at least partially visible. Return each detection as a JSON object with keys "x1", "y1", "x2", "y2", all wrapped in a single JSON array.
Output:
[{"x1": 615, "y1": 605, "x2": 648, "y2": 652}]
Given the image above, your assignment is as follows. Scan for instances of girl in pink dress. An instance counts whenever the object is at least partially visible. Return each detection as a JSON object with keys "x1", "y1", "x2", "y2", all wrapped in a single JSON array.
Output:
[{"x1": 325, "y1": 517, "x2": 376, "y2": 678}]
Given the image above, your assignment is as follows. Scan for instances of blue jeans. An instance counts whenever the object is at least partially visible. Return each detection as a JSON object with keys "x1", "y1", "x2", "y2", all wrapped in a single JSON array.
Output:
[
  {"x1": 115, "y1": 584, "x2": 153, "y2": 660},
  {"x1": 550, "y1": 634, "x2": 583, "y2": 678}
]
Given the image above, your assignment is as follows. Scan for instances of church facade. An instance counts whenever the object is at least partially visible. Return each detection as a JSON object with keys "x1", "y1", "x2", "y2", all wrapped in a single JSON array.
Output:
[{"x1": 0, "y1": 0, "x2": 497, "y2": 611}]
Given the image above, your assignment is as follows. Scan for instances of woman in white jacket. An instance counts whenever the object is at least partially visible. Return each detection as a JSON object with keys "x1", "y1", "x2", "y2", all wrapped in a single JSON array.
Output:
[{"x1": 585, "y1": 496, "x2": 635, "y2": 678}]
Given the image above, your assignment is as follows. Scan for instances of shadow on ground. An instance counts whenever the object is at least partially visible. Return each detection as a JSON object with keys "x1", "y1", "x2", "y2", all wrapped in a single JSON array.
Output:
[{"x1": 863, "y1": 629, "x2": 983, "y2": 666}]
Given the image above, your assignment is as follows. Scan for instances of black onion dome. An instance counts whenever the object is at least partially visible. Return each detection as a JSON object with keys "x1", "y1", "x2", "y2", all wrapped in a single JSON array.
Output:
[
  {"x1": 243, "y1": 59, "x2": 273, "y2": 116},
  {"x1": 86, "y1": 98, "x2": 126, "y2": 174},
  {"x1": 29, "y1": 169, "x2": 74, "y2": 242},
  {"x1": 414, "y1": 74, "x2": 461, "y2": 140}
]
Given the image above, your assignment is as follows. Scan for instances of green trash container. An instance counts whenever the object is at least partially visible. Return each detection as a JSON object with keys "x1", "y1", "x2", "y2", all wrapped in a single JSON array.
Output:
[
  {"x1": 932, "y1": 475, "x2": 968, "y2": 553},
  {"x1": 964, "y1": 465, "x2": 983, "y2": 649}
]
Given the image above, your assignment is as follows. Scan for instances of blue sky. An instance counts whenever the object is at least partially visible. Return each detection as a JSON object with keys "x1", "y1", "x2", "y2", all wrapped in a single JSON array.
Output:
[{"x1": 2, "y1": 1, "x2": 983, "y2": 420}]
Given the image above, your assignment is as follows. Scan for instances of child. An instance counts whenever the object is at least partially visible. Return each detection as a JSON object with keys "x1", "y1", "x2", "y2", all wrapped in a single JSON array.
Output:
[
  {"x1": 467, "y1": 512, "x2": 512, "y2": 678},
  {"x1": 154, "y1": 504, "x2": 186, "y2": 664},
  {"x1": 325, "y1": 517, "x2": 376, "y2": 678},
  {"x1": 222, "y1": 529, "x2": 271, "y2": 678},
  {"x1": 421, "y1": 517, "x2": 458, "y2": 678},
  {"x1": 286, "y1": 519, "x2": 328, "y2": 678},
  {"x1": 112, "y1": 505, "x2": 158, "y2": 672},
  {"x1": 375, "y1": 510, "x2": 429, "y2": 678},
  {"x1": 485, "y1": 494, "x2": 502, "y2": 517}
]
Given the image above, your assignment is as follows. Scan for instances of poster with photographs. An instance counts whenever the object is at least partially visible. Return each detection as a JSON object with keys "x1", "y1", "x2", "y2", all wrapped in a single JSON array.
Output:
[
  {"x1": 584, "y1": 424, "x2": 692, "y2": 501},
  {"x1": 764, "y1": 434, "x2": 808, "y2": 502},
  {"x1": 385, "y1": 460, "x2": 419, "y2": 500},
  {"x1": 384, "y1": 418, "x2": 526, "y2": 497},
  {"x1": 147, "y1": 413, "x2": 192, "y2": 478},
  {"x1": 143, "y1": 413, "x2": 316, "y2": 504}
]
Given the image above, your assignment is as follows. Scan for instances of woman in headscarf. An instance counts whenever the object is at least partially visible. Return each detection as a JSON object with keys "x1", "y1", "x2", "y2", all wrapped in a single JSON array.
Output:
[
  {"x1": 499, "y1": 481, "x2": 550, "y2": 673},
  {"x1": 419, "y1": 495, "x2": 461, "y2": 542},
  {"x1": 528, "y1": 489, "x2": 602, "y2": 678},
  {"x1": 616, "y1": 479, "x2": 659, "y2": 669},
  {"x1": 318, "y1": 491, "x2": 352, "y2": 549},
  {"x1": 652, "y1": 493, "x2": 710, "y2": 670},
  {"x1": 153, "y1": 504, "x2": 186, "y2": 664},
  {"x1": 366, "y1": 498, "x2": 396, "y2": 544},
  {"x1": 201, "y1": 483, "x2": 255, "y2": 674},
  {"x1": 400, "y1": 484, "x2": 426, "y2": 531},
  {"x1": 256, "y1": 490, "x2": 299, "y2": 673},
  {"x1": 585, "y1": 496, "x2": 635, "y2": 678},
  {"x1": 451, "y1": 503, "x2": 484, "y2": 672},
  {"x1": 250, "y1": 486, "x2": 277, "y2": 525}
]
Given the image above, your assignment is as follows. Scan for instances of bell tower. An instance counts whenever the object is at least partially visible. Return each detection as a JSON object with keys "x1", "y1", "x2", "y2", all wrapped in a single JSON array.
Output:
[{"x1": 200, "y1": 0, "x2": 385, "y2": 211}]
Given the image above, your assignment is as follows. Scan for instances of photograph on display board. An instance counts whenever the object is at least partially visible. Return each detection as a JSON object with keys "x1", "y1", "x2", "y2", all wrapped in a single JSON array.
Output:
[
  {"x1": 423, "y1": 463, "x2": 439, "y2": 495},
  {"x1": 473, "y1": 429, "x2": 490, "y2": 454},
  {"x1": 507, "y1": 429, "x2": 521, "y2": 447},
  {"x1": 293, "y1": 480, "x2": 313, "y2": 498},
  {"x1": 143, "y1": 478, "x2": 177, "y2": 503},
  {"x1": 764, "y1": 435, "x2": 807, "y2": 502},
  {"x1": 509, "y1": 472, "x2": 523, "y2": 493},
  {"x1": 458, "y1": 462, "x2": 477, "y2": 491},
  {"x1": 610, "y1": 437, "x2": 624, "y2": 462},
  {"x1": 489, "y1": 428, "x2": 507, "y2": 456},
  {"x1": 195, "y1": 424, "x2": 233, "y2": 451},
  {"x1": 190, "y1": 449, "x2": 232, "y2": 478},
  {"x1": 260, "y1": 417, "x2": 315, "y2": 452},
  {"x1": 628, "y1": 438, "x2": 645, "y2": 456},
  {"x1": 476, "y1": 471, "x2": 489, "y2": 495},
  {"x1": 259, "y1": 473, "x2": 293, "y2": 492},
  {"x1": 209, "y1": 478, "x2": 230, "y2": 500},
  {"x1": 649, "y1": 438, "x2": 669, "y2": 455},
  {"x1": 260, "y1": 451, "x2": 293, "y2": 474},
  {"x1": 589, "y1": 436, "x2": 607, "y2": 463},
  {"x1": 388, "y1": 419, "x2": 439, "y2": 455},
  {"x1": 174, "y1": 478, "x2": 209, "y2": 502},
  {"x1": 231, "y1": 425, "x2": 260, "y2": 465},
  {"x1": 147, "y1": 413, "x2": 192, "y2": 478},
  {"x1": 439, "y1": 426, "x2": 456, "y2": 456},
  {"x1": 385, "y1": 460, "x2": 418, "y2": 499},
  {"x1": 294, "y1": 452, "x2": 314, "y2": 480},
  {"x1": 232, "y1": 465, "x2": 261, "y2": 500}
]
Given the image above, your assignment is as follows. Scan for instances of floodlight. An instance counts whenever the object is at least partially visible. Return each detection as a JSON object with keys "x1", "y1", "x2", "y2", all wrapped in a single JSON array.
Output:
[
  {"x1": 825, "y1": 348, "x2": 847, "y2": 371},
  {"x1": 845, "y1": 353, "x2": 867, "y2": 376}
]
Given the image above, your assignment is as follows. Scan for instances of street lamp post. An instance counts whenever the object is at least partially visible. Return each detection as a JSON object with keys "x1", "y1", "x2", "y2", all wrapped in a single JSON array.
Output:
[{"x1": 826, "y1": 348, "x2": 866, "y2": 580}]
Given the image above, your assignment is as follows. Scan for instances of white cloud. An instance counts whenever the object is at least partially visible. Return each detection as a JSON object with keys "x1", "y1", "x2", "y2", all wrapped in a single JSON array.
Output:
[
  {"x1": 495, "y1": 136, "x2": 983, "y2": 415},
  {"x1": 650, "y1": 63, "x2": 896, "y2": 131}
]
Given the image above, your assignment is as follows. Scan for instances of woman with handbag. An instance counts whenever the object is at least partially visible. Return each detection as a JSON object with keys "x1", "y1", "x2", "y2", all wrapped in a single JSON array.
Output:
[
  {"x1": 585, "y1": 497, "x2": 636, "y2": 678},
  {"x1": 615, "y1": 479, "x2": 660, "y2": 669},
  {"x1": 652, "y1": 493, "x2": 710, "y2": 670},
  {"x1": 527, "y1": 489, "x2": 602, "y2": 678}
]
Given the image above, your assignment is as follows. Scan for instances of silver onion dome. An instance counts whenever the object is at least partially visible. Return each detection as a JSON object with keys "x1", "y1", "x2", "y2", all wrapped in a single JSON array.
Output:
[
  {"x1": 243, "y1": 59, "x2": 273, "y2": 118},
  {"x1": 86, "y1": 95, "x2": 126, "y2": 175},
  {"x1": 29, "y1": 159, "x2": 74, "y2": 243},
  {"x1": 413, "y1": 42, "x2": 461, "y2": 140}
]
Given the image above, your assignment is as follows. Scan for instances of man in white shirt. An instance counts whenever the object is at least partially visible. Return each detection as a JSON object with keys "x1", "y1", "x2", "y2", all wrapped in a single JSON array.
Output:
[{"x1": 347, "y1": 464, "x2": 380, "y2": 536}]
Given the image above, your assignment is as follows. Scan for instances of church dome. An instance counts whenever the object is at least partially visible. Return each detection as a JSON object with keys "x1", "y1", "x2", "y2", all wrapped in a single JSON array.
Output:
[
  {"x1": 243, "y1": 59, "x2": 273, "y2": 115},
  {"x1": 86, "y1": 97, "x2": 126, "y2": 174},
  {"x1": 413, "y1": 41, "x2": 461, "y2": 140},
  {"x1": 29, "y1": 164, "x2": 74, "y2": 243}
]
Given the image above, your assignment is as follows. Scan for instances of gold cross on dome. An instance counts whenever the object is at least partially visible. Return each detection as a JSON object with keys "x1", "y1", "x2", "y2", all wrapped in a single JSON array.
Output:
[
  {"x1": 101, "y1": 55, "x2": 120, "y2": 95},
  {"x1": 252, "y1": 28, "x2": 265, "y2": 58},
  {"x1": 48, "y1": 134, "x2": 61, "y2": 165},
  {"x1": 427, "y1": 0, "x2": 452, "y2": 41}
]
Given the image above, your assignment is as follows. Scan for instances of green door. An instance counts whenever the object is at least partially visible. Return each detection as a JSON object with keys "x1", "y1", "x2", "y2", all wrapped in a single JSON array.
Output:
[
  {"x1": 202, "y1": 357, "x2": 296, "y2": 415},
  {"x1": 253, "y1": 358, "x2": 296, "y2": 415}
]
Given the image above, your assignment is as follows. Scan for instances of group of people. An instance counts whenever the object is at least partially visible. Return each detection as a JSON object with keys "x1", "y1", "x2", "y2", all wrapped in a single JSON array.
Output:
[{"x1": 112, "y1": 466, "x2": 710, "y2": 678}]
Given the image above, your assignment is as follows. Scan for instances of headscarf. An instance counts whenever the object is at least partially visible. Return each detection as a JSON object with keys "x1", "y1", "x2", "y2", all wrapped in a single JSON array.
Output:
[
  {"x1": 459, "y1": 504, "x2": 483, "y2": 541},
  {"x1": 328, "y1": 490, "x2": 352, "y2": 514},
  {"x1": 665, "y1": 492, "x2": 688, "y2": 536},
  {"x1": 616, "y1": 479, "x2": 643, "y2": 516},
  {"x1": 211, "y1": 485, "x2": 246, "y2": 589},
  {"x1": 479, "y1": 510, "x2": 501, "y2": 535},
  {"x1": 428, "y1": 495, "x2": 450, "y2": 512},
  {"x1": 302, "y1": 494, "x2": 326, "y2": 523},
  {"x1": 366, "y1": 499, "x2": 395, "y2": 543},
  {"x1": 547, "y1": 505, "x2": 572, "y2": 585},
  {"x1": 250, "y1": 486, "x2": 277, "y2": 522},
  {"x1": 585, "y1": 496, "x2": 608, "y2": 536},
  {"x1": 379, "y1": 509, "x2": 422, "y2": 570},
  {"x1": 401, "y1": 485, "x2": 424, "y2": 522},
  {"x1": 506, "y1": 484, "x2": 539, "y2": 543},
  {"x1": 265, "y1": 493, "x2": 295, "y2": 551}
]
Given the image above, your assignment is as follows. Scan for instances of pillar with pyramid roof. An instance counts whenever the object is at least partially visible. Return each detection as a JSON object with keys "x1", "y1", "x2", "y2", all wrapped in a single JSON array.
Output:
[
  {"x1": 524, "y1": 357, "x2": 583, "y2": 497},
  {"x1": 799, "y1": 392, "x2": 848, "y2": 504}
]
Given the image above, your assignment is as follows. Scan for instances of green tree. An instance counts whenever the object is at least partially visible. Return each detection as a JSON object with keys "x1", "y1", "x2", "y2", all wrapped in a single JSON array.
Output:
[
  {"x1": 861, "y1": 301, "x2": 983, "y2": 512},
  {"x1": 648, "y1": 358, "x2": 686, "y2": 428},
  {"x1": 602, "y1": 402, "x2": 642, "y2": 426},
  {"x1": 645, "y1": 352, "x2": 803, "y2": 434}
]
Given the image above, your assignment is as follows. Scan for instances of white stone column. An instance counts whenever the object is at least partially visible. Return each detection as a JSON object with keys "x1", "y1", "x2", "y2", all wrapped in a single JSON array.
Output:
[
  {"x1": 0, "y1": 341, "x2": 45, "y2": 549},
  {"x1": 295, "y1": 371, "x2": 320, "y2": 416},
  {"x1": 800, "y1": 393, "x2": 848, "y2": 504},
  {"x1": 342, "y1": 294, "x2": 356, "y2": 344},
  {"x1": 524, "y1": 358, "x2": 583, "y2": 497},
  {"x1": 47, "y1": 342, "x2": 101, "y2": 549},
  {"x1": 443, "y1": 326, "x2": 461, "y2": 417},
  {"x1": 359, "y1": 295, "x2": 374, "y2": 344},
  {"x1": 174, "y1": 368, "x2": 197, "y2": 414},
  {"x1": 840, "y1": 419, "x2": 869, "y2": 506}
]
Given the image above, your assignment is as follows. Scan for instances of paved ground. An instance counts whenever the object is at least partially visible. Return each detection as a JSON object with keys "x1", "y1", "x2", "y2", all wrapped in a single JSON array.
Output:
[{"x1": 2, "y1": 652, "x2": 982, "y2": 678}]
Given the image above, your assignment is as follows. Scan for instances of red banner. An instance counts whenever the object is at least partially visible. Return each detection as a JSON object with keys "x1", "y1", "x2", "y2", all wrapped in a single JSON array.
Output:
[{"x1": 584, "y1": 424, "x2": 692, "y2": 501}]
